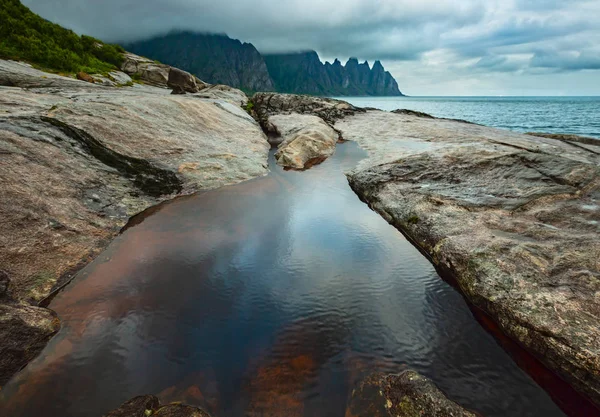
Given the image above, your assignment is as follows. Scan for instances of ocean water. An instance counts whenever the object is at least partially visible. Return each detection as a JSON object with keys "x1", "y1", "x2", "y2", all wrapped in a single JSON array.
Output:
[{"x1": 339, "y1": 96, "x2": 600, "y2": 139}]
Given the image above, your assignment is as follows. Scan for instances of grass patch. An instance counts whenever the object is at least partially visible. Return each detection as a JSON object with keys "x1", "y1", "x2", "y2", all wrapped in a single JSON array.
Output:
[{"x1": 0, "y1": 0, "x2": 124, "y2": 74}]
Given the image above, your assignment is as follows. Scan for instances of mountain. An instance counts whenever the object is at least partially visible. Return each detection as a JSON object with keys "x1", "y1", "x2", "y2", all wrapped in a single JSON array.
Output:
[
  {"x1": 0, "y1": 0, "x2": 124, "y2": 74},
  {"x1": 125, "y1": 32, "x2": 274, "y2": 92},
  {"x1": 125, "y1": 32, "x2": 403, "y2": 96},
  {"x1": 264, "y1": 51, "x2": 403, "y2": 96}
]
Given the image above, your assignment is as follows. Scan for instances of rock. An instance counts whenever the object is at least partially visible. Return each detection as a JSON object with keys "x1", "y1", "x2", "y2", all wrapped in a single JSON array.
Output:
[
  {"x1": 252, "y1": 92, "x2": 364, "y2": 129},
  {"x1": 194, "y1": 76, "x2": 210, "y2": 90},
  {"x1": 103, "y1": 395, "x2": 160, "y2": 417},
  {"x1": 339, "y1": 109, "x2": 600, "y2": 405},
  {"x1": 0, "y1": 303, "x2": 60, "y2": 387},
  {"x1": 346, "y1": 371, "x2": 477, "y2": 417},
  {"x1": 269, "y1": 113, "x2": 338, "y2": 169},
  {"x1": 0, "y1": 59, "x2": 270, "y2": 384},
  {"x1": 171, "y1": 85, "x2": 186, "y2": 95},
  {"x1": 90, "y1": 74, "x2": 117, "y2": 87},
  {"x1": 527, "y1": 132, "x2": 600, "y2": 147},
  {"x1": 168, "y1": 67, "x2": 201, "y2": 93},
  {"x1": 391, "y1": 109, "x2": 435, "y2": 119},
  {"x1": 76, "y1": 71, "x2": 95, "y2": 84},
  {"x1": 194, "y1": 84, "x2": 249, "y2": 107},
  {"x1": 0, "y1": 270, "x2": 10, "y2": 298},
  {"x1": 104, "y1": 396, "x2": 210, "y2": 417},
  {"x1": 0, "y1": 60, "x2": 101, "y2": 89},
  {"x1": 108, "y1": 71, "x2": 132, "y2": 85},
  {"x1": 120, "y1": 52, "x2": 171, "y2": 87},
  {"x1": 154, "y1": 404, "x2": 211, "y2": 417}
]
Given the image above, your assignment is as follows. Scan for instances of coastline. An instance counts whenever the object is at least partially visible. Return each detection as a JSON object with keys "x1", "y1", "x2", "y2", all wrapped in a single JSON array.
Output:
[{"x1": 1, "y1": 61, "x2": 599, "y2": 415}]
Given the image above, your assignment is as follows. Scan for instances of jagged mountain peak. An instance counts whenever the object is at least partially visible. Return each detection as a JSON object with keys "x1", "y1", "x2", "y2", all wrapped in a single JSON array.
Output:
[{"x1": 125, "y1": 33, "x2": 402, "y2": 96}]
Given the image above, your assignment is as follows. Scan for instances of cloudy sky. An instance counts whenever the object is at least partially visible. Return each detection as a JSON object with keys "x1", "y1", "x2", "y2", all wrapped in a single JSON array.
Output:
[{"x1": 24, "y1": 0, "x2": 600, "y2": 95}]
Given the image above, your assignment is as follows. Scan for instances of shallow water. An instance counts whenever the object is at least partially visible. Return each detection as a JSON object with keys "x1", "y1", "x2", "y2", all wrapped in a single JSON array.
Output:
[
  {"x1": 0, "y1": 143, "x2": 572, "y2": 416},
  {"x1": 339, "y1": 96, "x2": 600, "y2": 139}
]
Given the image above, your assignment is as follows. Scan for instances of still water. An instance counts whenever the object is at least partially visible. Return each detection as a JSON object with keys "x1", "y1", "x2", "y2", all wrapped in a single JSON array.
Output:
[
  {"x1": 0, "y1": 143, "x2": 572, "y2": 416},
  {"x1": 340, "y1": 96, "x2": 600, "y2": 139}
]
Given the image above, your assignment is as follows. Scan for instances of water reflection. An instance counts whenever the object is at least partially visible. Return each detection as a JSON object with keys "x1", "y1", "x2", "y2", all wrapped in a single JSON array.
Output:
[{"x1": 0, "y1": 143, "x2": 567, "y2": 417}]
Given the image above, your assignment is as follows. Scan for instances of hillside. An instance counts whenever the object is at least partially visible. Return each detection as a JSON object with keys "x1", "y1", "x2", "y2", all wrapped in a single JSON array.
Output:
[
  {"x1": 125, "y1": 32, "x2": 274, "y2": 92},
  {"x1": 0, "y1": 0, "x2": 124, "y2": 73}
]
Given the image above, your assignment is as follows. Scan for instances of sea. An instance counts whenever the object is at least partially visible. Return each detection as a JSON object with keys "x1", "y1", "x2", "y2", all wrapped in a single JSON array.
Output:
[{"x1": 338, "y1": 96, "x2": 600, "y2": 140}]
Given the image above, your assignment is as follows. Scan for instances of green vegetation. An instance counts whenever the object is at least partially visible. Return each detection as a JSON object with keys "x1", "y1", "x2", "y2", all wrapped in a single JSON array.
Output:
[
  {"x1": 406, "y1": 215, "x2": 420, "y2": 225},
  {"x1": 244, "y1": 100, "x2": 254, "y2": 113},
  {"x1": 0, "y1": 0, "x2": 124, "y2": 74}
]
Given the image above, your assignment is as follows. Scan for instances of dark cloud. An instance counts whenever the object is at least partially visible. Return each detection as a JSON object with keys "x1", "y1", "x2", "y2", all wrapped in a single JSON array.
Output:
[{"x1": 21, "y1": 0, "x2": 600, "y2": 95}]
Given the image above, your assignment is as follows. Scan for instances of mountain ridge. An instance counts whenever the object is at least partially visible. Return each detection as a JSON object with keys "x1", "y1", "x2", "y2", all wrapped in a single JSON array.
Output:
[{"x1": 125, "y1": 32, "x2": 403, "y2": 96}]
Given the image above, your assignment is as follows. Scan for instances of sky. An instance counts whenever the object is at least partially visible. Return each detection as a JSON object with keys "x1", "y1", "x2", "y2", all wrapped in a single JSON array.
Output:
[{"x1": 23, "y1": 0, "x2": 600, "y2": 96}]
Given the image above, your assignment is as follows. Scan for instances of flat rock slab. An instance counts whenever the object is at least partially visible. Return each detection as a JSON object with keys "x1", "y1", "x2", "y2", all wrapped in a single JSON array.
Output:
[
  {"x1": 338, "y1": 110, "x2": 600, "y2": 405},
  {"x1": 346, "y1": 370, "x2": 477, "y2": 417},
  {"x1": 269, "y1": 113, "x2": 338, "y2": 169}
]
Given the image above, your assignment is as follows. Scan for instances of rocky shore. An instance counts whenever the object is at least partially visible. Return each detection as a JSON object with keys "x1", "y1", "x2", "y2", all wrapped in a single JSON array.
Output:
[
  {"x1": 1, "y1": 59, "x2": 599, "y2": 414},
  {"x1": 0, "y1": 58, "x2": 269, "y2": 386}
]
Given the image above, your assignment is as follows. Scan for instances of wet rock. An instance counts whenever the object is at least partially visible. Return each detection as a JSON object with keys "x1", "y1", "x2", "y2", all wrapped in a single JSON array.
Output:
[
  {"x1": 154, "y1": 404, "x2": 211, "y2": 417},
  {"x1": 346, "y1": 371, "x2": 477, "y2": 417},
  {"x1": 168, "y1": 67, "x2": 202, "y2": 93},
  {"x1": 103, "y1": 395, "x2": 160, "y2": 417},
  {"x1": 269, "y1": 113, "x2": 338, "y2": 169},
  {"x1": 340, "y1": 110, "x2": 600, "y2": 405},
  {"x1": 76, "y1": 71, "x2": 95, "y2": 84},
  {"x1": 0, "y1": 303, "x2": 60, "y2": 387},
  {"x1": 104, "y1": 396, "x2": 210, "y2": 417},
  {"x1": 391, "y1": 108, "x2": 435, "y2": 118},
  {"x1": 252, "y1": 92, "x2": 364, "y2": 129}
]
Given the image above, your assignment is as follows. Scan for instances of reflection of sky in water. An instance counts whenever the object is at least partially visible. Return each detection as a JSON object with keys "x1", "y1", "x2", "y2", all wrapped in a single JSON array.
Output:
[{"x1": 0, "y1": 143, "x2": 566, "y2": 417}]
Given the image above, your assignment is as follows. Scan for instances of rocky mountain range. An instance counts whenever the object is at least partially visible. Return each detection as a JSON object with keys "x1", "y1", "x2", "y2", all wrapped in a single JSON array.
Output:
[
  {"x1": 264, "y1": 51, "x2": 403, "y2": 96},
  {"x1": 125, "y1": 32, "x2": 403, "y2": 96}
]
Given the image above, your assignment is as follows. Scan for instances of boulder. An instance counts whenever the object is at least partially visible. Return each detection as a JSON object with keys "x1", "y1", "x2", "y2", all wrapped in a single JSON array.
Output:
[
  {"x1": 252, "y1": 92, "x2": 364, "y2": 129},
  {"x1": 168, "y1": 67, "x2": 201, "y2": 93},
  {"x1": 120, "y1": 52, "x2": 171, "y2": 87},
  {"x1": 0, "y1": 303, "x2": 60, "y2": 387},
  {"x1": 268, "y1": 113, "x2": 338, "y2": 169},
  {"x1": 346, "y1": 371, "x2": 477, "y2": 417},
  {"x1": 104, "y1": 396, "x2": 210, "y2": 417},
  {"x1": 76, "y1": 71, "x2": 95, "y2": 84},
  {"x1": 339, "y1": 109, "x2": 600, "y2": 405}
]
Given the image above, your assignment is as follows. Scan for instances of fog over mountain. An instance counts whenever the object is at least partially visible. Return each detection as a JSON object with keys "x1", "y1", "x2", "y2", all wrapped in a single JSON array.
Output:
[{"x1": 22, "y1": 0, "x2": 600, "y2": 95}]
